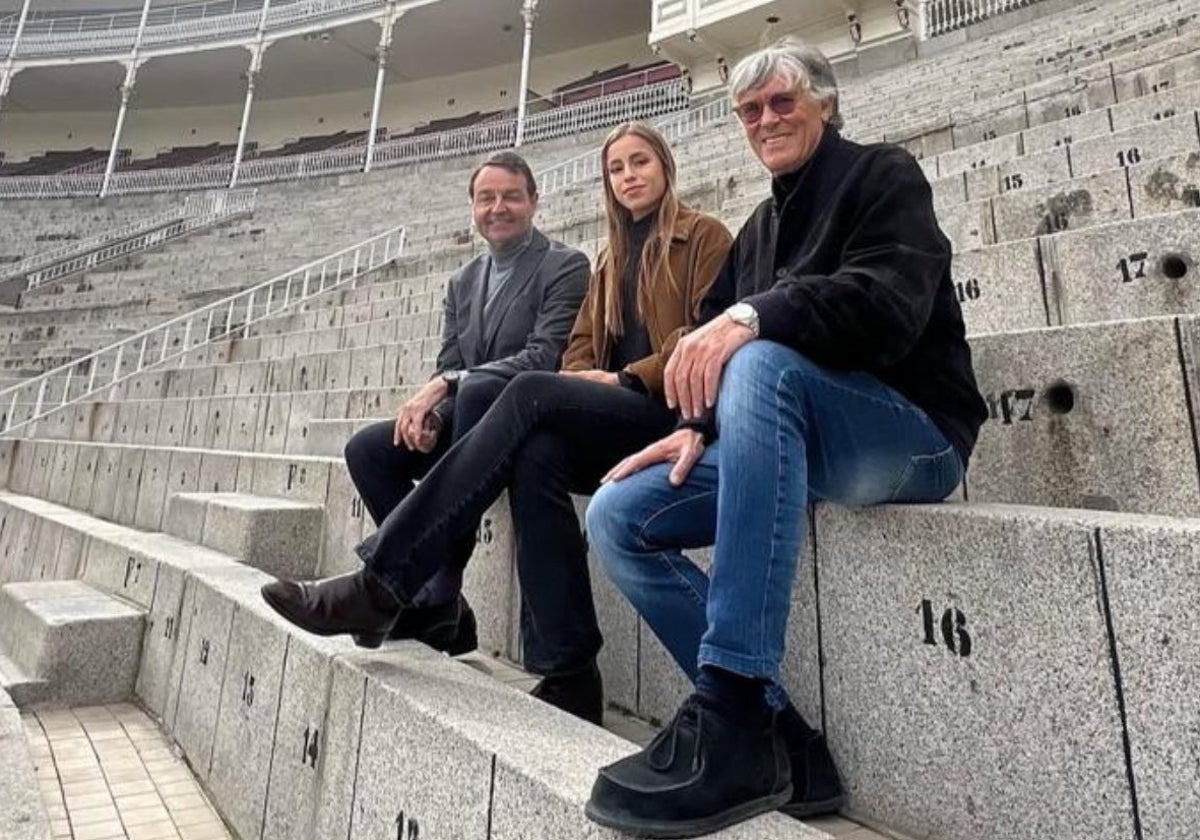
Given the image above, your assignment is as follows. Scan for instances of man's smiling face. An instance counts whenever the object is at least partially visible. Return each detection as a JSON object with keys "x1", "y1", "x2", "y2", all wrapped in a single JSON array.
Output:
[{"x1": 735, "y1": 74, "x2": 833, "y2": 176}]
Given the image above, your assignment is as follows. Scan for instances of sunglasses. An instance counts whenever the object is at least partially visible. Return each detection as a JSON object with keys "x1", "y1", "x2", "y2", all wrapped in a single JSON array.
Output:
[{"x1": 733, "y1": 92, "x2": 800, "y2": 125}]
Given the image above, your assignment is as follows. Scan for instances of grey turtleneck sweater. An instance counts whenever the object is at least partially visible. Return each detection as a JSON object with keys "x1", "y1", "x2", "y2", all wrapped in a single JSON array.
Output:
[{"x1": 484, "y1": 227, "x2": 535, "y2": 315}]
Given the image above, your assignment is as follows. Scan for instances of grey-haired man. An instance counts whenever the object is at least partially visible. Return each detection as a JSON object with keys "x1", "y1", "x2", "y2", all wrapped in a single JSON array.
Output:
[{"x1": 584, "y1": 39, "x2": 986, "y2": 836}]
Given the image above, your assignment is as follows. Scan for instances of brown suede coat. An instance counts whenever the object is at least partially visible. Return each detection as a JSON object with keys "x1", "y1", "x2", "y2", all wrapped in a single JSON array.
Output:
[{"x1": 560, "y1": 205, "x2": 731, "y2": 396}]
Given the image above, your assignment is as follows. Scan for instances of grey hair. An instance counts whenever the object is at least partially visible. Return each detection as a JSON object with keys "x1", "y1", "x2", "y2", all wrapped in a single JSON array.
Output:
[{"x1": 728, "y1": 37, "x2": 843, "y2": 130}]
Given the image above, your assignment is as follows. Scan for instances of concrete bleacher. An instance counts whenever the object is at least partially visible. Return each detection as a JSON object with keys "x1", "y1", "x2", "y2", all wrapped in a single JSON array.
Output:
[{"x1": 3, "y1": 0, "x2": 1200, "y2": 838}]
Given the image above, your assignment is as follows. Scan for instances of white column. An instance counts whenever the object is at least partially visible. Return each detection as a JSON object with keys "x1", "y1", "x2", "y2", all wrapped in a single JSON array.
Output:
[
  {"x1": 513, "y1": 0, "x2": 539, "y2": 147},
  {"x1": 230, "y1": 43, "x2": 265, "y2": 187},
  {"x1": 100, "y1": 62, "x2": 139, "y2": 198},
  {"x1": 5, "y1": 0, "x2": 32, "y2": 62},
  {"x1": 100, "y1": 0, "x2": 153, "y2": 198},
  {"x1": 230, "y1": 0, "x2": 271, "y2": 187},
  {"x1": 364, "y1": 6, "x2": 400, "y2": 173}
]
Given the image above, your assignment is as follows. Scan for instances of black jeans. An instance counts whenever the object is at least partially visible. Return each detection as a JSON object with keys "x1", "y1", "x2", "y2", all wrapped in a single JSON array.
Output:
[
  {"x1": 344, "y1": 372, "x2": 508, "y2": 602},
  {"x1": 356, "y1": 370, "x2": 677, "y2": 675}
]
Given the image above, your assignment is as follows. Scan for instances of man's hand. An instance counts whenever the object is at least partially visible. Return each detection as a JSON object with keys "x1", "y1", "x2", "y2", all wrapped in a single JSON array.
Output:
[
  {"x1": 560, "y1": 369, "x2": 620, "y2": 387},
  {"x1": 665, "y1": 315, "x2": 754, "y2": 419},
  {"x1": 395, "y1": 376, "x2": 450, "y2": 449},
  {"x1": 603, "y1": 428, "x2": 705, "y2": 487}
]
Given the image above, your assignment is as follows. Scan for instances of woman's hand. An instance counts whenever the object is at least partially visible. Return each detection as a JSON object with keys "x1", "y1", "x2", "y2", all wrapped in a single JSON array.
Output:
[
  {"x1": 560, "y1": 369, "x2": 621, "y2": 387},
  {"x1": 603, "y1": 428, "x2": 705, "y2": 487}
]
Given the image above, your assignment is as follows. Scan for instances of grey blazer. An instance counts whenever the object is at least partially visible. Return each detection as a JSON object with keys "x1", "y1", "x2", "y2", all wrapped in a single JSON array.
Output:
[{"x1": 432, "y1": 228, "x2": 589, "y2": 417}]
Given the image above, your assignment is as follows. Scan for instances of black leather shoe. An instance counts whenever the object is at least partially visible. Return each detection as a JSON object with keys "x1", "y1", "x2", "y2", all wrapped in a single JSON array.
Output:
[
  {"x1": 260, "y1": 569, "x2": 402, "y2": 648},
  {"x1": 530, "y1": 661, "x2": 603, "y2": 725},
  {"x1": 586, "y1": 695, "x2": 791, "y2": 838},
  {"x1": 386, "y1": 594, "x2": 478, "y2": 655}
]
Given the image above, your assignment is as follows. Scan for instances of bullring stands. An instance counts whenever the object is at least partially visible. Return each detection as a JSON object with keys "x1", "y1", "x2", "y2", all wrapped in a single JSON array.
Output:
[{"x1": 2, "y1": 0, "x2": 1200, "y2": 838}]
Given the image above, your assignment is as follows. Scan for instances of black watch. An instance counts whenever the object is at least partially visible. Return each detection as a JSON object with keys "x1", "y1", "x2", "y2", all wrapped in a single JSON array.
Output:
[{"x1": 441, "y1": 370, "x2": 463, "y2": 396}]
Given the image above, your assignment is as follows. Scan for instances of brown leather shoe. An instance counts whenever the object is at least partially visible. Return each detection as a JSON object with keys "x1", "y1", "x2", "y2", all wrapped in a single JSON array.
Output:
[{"x1": 260, "y1": 569, "x2": 402, "y2": 648}]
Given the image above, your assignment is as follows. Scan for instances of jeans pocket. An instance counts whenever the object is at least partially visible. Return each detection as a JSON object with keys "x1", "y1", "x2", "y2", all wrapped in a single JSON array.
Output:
[{"x1": 888, "y1": 446, "x2": 964, "y2": 503}]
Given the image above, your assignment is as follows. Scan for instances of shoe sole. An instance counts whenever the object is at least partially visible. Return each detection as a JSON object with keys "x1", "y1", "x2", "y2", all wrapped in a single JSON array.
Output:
[
  {"x1": 584, "y1": 786, "x2": 792, "y2": 839},
  {"x1": 779, "y1": 793, "x2": 846, "y2": 818},
  {"x1": 260, "y1": 586, "x2": 387, "y2": 649}
]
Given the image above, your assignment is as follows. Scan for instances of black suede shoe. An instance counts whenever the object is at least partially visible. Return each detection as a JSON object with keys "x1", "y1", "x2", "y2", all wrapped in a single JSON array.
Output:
[
  {"x1": 586, "y1": 696, "x2": 791, "y2": 838},
  {"x1": 386, "y1": 594, "x2": 478, "y2": 655},
  {"x1": 260, "y1": 569, "x2": 402, "y2": 648},
  {"x1": 779, "y1": 729, "x2": 845, "y2": 818},
  {"x1": 530, "y1": 661, "x2": 604, "y2": 725}
]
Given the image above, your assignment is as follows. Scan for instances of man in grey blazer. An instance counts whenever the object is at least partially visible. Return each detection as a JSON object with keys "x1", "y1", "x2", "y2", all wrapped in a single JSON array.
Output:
[{"x1": 344, "y1": 150, "x2": 590, "y2": 653}]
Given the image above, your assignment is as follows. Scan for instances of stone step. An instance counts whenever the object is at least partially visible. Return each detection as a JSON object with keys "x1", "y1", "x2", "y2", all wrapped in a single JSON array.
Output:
[
  {"x1": 0, "y1": 580, "x2": 143, "y2": 707},
  {"x1": 164, "y1": 563, "x2": 821, "y2": 840},
  {"x1": 0, "y1": 689, "x2": 51, "y2": 840},
  {"x1": 0, "y1": 651, "x2": 48, "y2": 707},
  {"x1": 163, "y1": 491, "x2": 323, "y2": 578},
  {"x1": 299, "y1": 417, "x2": 378, "y2": 457}
]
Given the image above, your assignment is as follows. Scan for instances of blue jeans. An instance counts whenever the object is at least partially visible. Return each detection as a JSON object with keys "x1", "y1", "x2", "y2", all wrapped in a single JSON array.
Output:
[{"x1": 586, "y1": 341, "x2": 963, "y2": 697}]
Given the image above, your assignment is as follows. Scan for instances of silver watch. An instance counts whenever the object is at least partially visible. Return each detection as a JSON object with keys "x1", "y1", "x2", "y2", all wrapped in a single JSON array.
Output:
[{"x1": 725, "y1": 302, "x2": 760, "y2": 337}]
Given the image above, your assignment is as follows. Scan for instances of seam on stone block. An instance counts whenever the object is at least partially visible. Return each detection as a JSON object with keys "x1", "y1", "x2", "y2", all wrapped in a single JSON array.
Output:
[
  {"x1": 1172, "y1": 318, "x2": 1200, "y2": 495},
  {"x1": 810, "y1": 512, "x2": 828, "y2": 736},
  {"x1": 1091, "y1": 528, "x2": 1145, "y2": 840},
  {"x1": 485, "y1": 752, "x2": 497, "y2": 839},
  {"x1": 345, "y1": 673, "x2": 369, "y2": 840},
  {"x1": 258, "y1": 633, "x2": 292, "y2": 840}
]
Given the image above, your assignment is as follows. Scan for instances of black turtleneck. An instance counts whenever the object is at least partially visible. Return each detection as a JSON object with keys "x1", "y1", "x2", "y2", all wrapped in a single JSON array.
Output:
[{"x1": 608, "y1": 213, "x2": 655, "y2": 374}]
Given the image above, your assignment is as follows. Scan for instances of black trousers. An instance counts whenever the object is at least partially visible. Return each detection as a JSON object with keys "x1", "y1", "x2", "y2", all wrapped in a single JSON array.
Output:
[
  {"x1": 356, "y1": 370, "x2": 677, "y2": 675},
  {"x1": 344, "y1": 372, "x2": 509, "y2": 600}
]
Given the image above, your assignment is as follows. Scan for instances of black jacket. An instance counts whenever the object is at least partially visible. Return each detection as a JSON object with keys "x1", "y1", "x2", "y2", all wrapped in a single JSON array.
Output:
[{"x1": 699, "y1": 126, "x2": 986, "y2": 465}]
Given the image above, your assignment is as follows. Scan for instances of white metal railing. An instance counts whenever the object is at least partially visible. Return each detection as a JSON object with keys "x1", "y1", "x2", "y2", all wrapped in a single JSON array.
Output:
[
  {"x1": 1, "y1": 0, "x2": 387, "y2": 58},
  {"x1": 0, "y1": 224, "x2": 405, "y2": 438},
  {"x1": 0, "y1": 78, "x2": 692, "y2": 198},
  {"x1": 8, "y1": 190, "x2": 256, "y2": 292},
  {"x1": 920, "y1": 0, "x2": 1045, "y2": 38},
  {"x1": 536, "y1": 89, "x2": 730, "y2": 194}
]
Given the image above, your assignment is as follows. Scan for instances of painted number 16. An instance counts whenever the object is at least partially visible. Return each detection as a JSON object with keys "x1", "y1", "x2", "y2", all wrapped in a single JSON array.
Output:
[{"x1": 917, "y1": 599, "x2": 972, "y2": 657}]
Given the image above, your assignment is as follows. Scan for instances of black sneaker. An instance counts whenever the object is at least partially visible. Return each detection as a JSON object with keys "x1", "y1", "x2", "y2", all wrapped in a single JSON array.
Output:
[
  {"x1": 586, "y1": 695, "x2": 791, "y2": 838},
  {"x1": 780, "y1": 730, "x2": 845, "y2": 818},
  {"x1": 386, "y1": 594, "x2": 478, "y2": 656},
  {"x1": 530, "y1": 660, "x2": 604, "y2": 725}
]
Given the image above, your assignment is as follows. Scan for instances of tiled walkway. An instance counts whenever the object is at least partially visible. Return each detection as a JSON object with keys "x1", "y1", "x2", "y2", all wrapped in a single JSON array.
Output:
[{"x1": 22, "y1": 705, "x2": 230, "y2": 840}]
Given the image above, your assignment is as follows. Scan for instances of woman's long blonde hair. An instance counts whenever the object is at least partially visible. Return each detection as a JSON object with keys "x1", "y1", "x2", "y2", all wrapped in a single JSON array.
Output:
[{"x1": 599, "y1": 121, "x2": 680, "y2": 338}]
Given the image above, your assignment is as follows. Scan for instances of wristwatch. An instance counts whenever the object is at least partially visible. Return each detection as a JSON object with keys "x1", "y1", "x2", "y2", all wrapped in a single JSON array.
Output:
[
  {"x1": 441, "y1": 369, "x2": 464, "y2": 395},
  {"x1": 725, "y1": 302, "x2": 760, "y2": 337}
]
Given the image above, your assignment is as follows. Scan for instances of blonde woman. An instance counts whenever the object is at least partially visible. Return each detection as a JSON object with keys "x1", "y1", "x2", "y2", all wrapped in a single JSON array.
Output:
[{"x1": 262, "y1": 122, "x2": 731, "y2": 724}]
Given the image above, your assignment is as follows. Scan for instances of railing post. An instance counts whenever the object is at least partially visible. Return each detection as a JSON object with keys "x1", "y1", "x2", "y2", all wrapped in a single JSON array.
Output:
[
  {"x1": 5, "y1": 390, "x2": 17, "y2": 432},
  {"x1": 225, "y1": 301, "x2": 234, "y2": 336},
  {"x1": 243, "y1": 289, "x2": 255, "y2": 337},
  {"x1": 180, "y1": 319, "x2": 192, "y2": 362},
  {"x1": 32, "y1": 378, "x2": 47, "y2": 421},
  {"x1": 160, "y1": 326, "x2": 171, "y2": 362},
  {"x1": 86, "y1": 357, "x2": 98, "y2": 396},
  {"x1": 136, "y1": 335, "x2": 148, "y2": 371},
  {"x1": 60, "y1": 365, "x2": 73, "y2": 406},
  {"x1": 205, "y1": 309, "x2": 216, "y2": 343},
  {"x1": 110, "y1": 344, "x2": 125, "y2": 385}
]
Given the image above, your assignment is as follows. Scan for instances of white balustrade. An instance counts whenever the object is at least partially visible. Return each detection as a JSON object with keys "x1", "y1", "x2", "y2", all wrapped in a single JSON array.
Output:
[
  {"x1": 921, "y1": 0, "x2": 1041, "y2": 37},
  {"x1": 0, "y1": 77, "x2": 692, "y2": 198}
]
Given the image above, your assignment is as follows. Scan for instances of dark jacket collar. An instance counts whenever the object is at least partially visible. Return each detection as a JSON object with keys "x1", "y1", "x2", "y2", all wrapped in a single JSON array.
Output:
[{"x1": 770, "y1": 124, "x2": 843, "y2": 212}]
